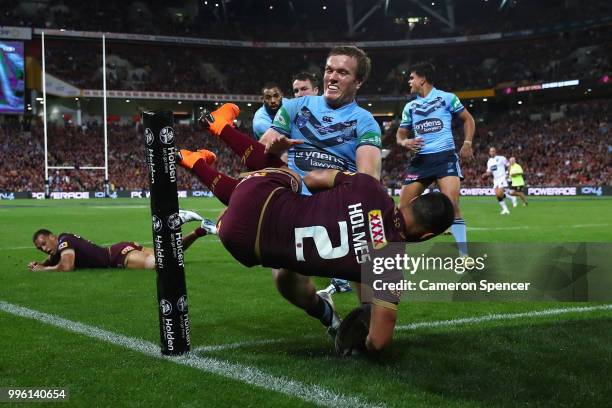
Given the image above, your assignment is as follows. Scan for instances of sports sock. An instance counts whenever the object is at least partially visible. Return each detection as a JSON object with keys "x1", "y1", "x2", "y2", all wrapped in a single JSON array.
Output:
[
  {"x1": 498, "y1": 199, "x2": 509, "y2": 211},
  {"x1": 190, "y1": 159, "x2": 239, "y2": 206},
  {"x1": 306, "y1": 294, "x2": 333, "y2": 327},
  {"x1": 508, "y1": 194, "x2": 518, "y2": 206},
  {"x1": 219, "y1": 125, "x2": 286, "y2": 170},
  {"x1": 450, "y1": 217, "x2": 468, "y2": 256}
]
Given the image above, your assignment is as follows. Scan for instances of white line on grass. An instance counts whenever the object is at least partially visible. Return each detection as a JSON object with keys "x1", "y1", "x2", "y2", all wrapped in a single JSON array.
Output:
[
  {"x1": 193, "y1": 305, "x2": 612, "y2": 352},
  {"x1": 0, "y1": 237, "x2": 221, "y2": 251},
  {"x1": 468, "y1": 223, "x2": 610, "y2": 231},
  {"x1": 193, "y1": 335, "x2": 320, "y2": 353},
  {"x1": 395, "y1": 304, "x2": 612, "y2": 331},
  {"x1": 0, "y1": 301, "x2": 381, "y2": 408}
]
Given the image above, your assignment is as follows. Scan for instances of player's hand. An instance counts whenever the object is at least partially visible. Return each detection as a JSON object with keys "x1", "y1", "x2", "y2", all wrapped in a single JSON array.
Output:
[
  {"x1": 27, "y1": 261, "x2": 39, "y2": 271},
  {"x1": 399, "y1": 138, "x2": 424, "y2": 153},
  {"x1": 263, "y1": 135, "x2": 303, "y2": 156},
  {"x1": 481, "y1": 172, "x2": 489, "y2": 180},
  {"x1": 30, "y1": 264, "x2": 46, "y2": 272},
  {"x1": 459, "y1": 142, "x2": 473, "y2": 161}
]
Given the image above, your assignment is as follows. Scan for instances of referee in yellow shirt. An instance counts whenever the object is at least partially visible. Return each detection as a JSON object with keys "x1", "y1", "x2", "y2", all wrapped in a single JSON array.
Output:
[{"x1": 509, "y1": 157, "x2": 528, "y2": 205}]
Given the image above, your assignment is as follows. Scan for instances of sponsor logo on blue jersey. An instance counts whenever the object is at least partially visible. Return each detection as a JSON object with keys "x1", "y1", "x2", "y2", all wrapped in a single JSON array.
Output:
[{"x1": 414, "y1": 118, "x2": 444, "y2": 134}]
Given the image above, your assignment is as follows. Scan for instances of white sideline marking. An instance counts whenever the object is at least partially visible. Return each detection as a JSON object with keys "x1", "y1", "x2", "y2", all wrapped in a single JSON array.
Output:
[
  {"x1": 468, "y1": 223, "x2": 610, "y2": 231},
  {"x1": 0, "y1": 301, "x2": 381, "y2": 408},
  {"x1": 193, "y1": 335, "x2": 319, "y2": 353},
  {"x1": 0, "y1": 237, "x2": 221, "y2": 251},
  {"x1": 194, "y1": 338, "x2": 288, "y2": 353},
  {"x1": 196, "y1": 305, "x2": 612, "y2": 353},
  {"x1": 89, "y1": 205, "x2": 149, "y2": 209},
  {"x1": 395, "y1": 304, "x2": 612, "y2": 331}
]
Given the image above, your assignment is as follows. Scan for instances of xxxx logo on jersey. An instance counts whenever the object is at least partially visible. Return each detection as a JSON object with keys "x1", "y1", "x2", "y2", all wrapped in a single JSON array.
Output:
[
  {"x1": 368, "y1": 209, "x2": 387, "y2": 249},
  {"x1": 58, "y1": 242, "x2": 69, "y2": 250}
]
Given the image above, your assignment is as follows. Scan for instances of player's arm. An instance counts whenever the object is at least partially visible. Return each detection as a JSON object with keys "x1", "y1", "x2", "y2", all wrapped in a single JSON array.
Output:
[
  {"x1": 259, "y1": 125, "x2": 303, "y2": 156},
  {"x1": 302, "y1": 169, "x2": 340, "y2": 191},
  {"x1": 356, "y1": 145, "x2": 381, "y2": 180},
  {"x1": 366, "y1": 303, "x2": 397, "y2": 352},
  {"x1": 260, "y1": 103, "x2": 304, "y2": 156},
  {"x1": 457, "y1": 108, "x2": 475, "y2": 160},
  {"x1": 28, "y1": 255, "x2": 53, "y2": 270},
  {"x1": 395, "y1": 127, "x2": 424, "y2": 152},
  {"x1": 30, "y1": 250, "x2": 75, "y2": 272}
]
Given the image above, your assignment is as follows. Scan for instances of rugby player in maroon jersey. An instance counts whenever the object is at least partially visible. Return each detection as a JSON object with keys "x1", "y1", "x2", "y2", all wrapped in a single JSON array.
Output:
[{"x1": 175, "y1": 104, "x2": 454, "y2": 353}]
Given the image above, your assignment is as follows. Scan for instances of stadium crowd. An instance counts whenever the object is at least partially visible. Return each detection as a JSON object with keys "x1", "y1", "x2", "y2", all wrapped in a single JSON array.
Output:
[
  {"x1": 38, "y1": 26, "x2": 611, "y2": 95},
  {"x1": 1, "y1": 0, "x2": 610, "y2": 42},
  {"x1": 1, "y1": 99, "x2": 609, "y2": 193}
]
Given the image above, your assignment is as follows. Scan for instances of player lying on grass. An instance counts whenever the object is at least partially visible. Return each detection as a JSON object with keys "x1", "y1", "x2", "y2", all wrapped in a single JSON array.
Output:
[
  {"x1": 28, "y1": 211, "x2": 216, "y2": 272},
  {"x1": 175, "y1": 104, "x2": 455, "y2": 353}
]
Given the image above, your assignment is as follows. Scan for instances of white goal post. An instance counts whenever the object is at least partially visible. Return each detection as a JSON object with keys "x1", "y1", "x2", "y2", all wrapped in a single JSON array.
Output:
[{"x1": 41, "y1": 32, "x2": 110, "y2": 197}]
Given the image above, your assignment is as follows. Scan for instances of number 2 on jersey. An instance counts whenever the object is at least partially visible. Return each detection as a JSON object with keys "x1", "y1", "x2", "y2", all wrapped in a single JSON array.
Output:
[{"x1": 294, "y1": 222, "x2": 349, "y2": 261}]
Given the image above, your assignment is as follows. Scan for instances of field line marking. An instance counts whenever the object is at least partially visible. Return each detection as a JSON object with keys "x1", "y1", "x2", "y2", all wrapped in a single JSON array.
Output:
[
  {"x1": 193, "y1": 335, "x2": 320, "y2": 353},
  {"x1": 468, "y1": 223, "x2": 610, "y2": 231},
  {"x1": 0, "y1": 237, "x2": 221, "y2": 251},
  {"x1": 195, "y1": 305, "x2": 612, "y2": 353},
  {"x1": 395, "y1": 304, "x2": 612, "y2": 331},
  {"x1": 0, "y1": 301, "x2": 382, "y2": 408}
]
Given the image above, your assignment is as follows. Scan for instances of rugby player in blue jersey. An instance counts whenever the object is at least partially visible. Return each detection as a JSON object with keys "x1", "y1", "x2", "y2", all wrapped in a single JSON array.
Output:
[
  {"x1": 292, "y1": 71, "x2": 319, "y2": 97},
  {"x1": 258, "y1": 45, "x2": 382, "y2": 331},
  {"x1": 252, "y1": 82, "x2": 286, "y2": 140},
  {"x1": 291, "y1": 70, "x2": 352, "y2": 295},
  {"x1": 396, "y1": 62, "x2": 475, "y2": 257}
]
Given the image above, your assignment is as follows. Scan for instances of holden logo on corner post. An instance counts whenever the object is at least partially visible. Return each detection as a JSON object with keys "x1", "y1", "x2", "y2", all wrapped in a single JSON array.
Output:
[
  {"x1": 159, "y1": 126, "x2": 174, "y2": 144},
  {"x1": 152, "y1": 215, "x2": 163, "y2": 232},
  {"x1": 177, "y1": 295, "x2": 188, "y2": 312},
  {"x1": 145, "y1": 128, "x2": 154, "y2": 145},
  {"x1": 167, "y1": 213, "x2": 182, "y2": 230},
  {"x1": 160, "y1": 299, "x2": 172, "y2": 316}
]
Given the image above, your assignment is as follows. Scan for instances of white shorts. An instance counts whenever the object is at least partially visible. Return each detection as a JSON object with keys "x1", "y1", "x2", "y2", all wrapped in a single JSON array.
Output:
[{"x1": 493, "y1": 178, "x2": 508, "y2": 189}]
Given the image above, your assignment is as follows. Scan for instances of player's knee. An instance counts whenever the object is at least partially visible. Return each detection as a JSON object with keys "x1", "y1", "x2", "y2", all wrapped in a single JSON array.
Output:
[
  {"x1": 273, "y1": 268, "x2": 296, "y2": 287},
  {"x1": 366, "y1": 331, "x2": 393, "y2": 353},
  {"x1": 144, "y1": 254, "x2": 156, "y2": 270}
]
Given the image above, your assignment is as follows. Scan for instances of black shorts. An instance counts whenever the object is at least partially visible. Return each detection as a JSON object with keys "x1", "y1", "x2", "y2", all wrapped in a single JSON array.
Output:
[
  {"x1": 403, "y1": 150, "x2": 463, "y2": 185},
  {"x1": 510, "y1": 185, "x2": 524, "y2": 192}
]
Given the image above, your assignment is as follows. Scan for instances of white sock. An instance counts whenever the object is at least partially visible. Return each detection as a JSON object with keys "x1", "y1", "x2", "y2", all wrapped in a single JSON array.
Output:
[
  {"x1": 499, "y1": 200, "x2": 509, "y2": 211},
  {"x1": 508, "y1": 194, "x2": 518, "y2": 206}
]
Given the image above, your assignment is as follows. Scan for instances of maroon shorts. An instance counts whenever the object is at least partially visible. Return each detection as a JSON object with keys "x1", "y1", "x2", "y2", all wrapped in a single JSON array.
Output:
[
  {"x1": 218, "y1": 168, "x2": 299, "y2": 267},
  {"x1": 109, "y1": 242, "x2": 144, "y2": 268}
]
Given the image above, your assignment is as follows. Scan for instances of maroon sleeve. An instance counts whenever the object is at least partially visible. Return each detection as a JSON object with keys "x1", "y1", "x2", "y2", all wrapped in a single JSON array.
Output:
[{"x1": 332, "y1": 171, "x2": 357, "y2": 187}]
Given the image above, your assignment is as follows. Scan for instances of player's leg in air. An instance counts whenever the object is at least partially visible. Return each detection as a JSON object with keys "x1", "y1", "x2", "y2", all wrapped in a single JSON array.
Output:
[
  {"x1": 120, "y1": 209, "x2": 217, "y2": 270},
  {"x1": 200, "y1": 103, "x2": 286, "y2": 170}
]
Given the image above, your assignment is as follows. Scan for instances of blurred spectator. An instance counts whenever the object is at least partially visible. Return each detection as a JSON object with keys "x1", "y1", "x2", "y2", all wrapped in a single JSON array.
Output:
[{"x1": 1, "y1": 99, "x2": 610, "y2": 193}]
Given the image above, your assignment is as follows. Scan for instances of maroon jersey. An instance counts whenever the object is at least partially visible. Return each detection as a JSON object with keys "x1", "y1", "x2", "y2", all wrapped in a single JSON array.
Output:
[
  {"x1": 50, "y1": 233, "x2": 111, "y2": 268},
  {"x1": 259, "y1": 171, "x2": 406, "y2": 282},
  {"x1": 219, "y1": 170, "x2": 407, "y2": 306}
]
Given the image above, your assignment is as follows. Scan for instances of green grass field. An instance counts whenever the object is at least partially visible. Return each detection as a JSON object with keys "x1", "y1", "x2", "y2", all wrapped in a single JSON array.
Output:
[{"x1": 1, "y1": 196, "x2": 611, "y2": 407}]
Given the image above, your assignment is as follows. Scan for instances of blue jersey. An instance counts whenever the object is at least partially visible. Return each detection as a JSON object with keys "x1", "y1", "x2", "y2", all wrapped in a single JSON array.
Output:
[
  {"x1": 253, "y1": 98, "x2": 289, "y2": 139},
  {"x1": 271, "y1": 95, "x2": 381, "y2": 195},
  {"x1": 399, "y1": 87, "x2": 464, "y2": 155}
]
